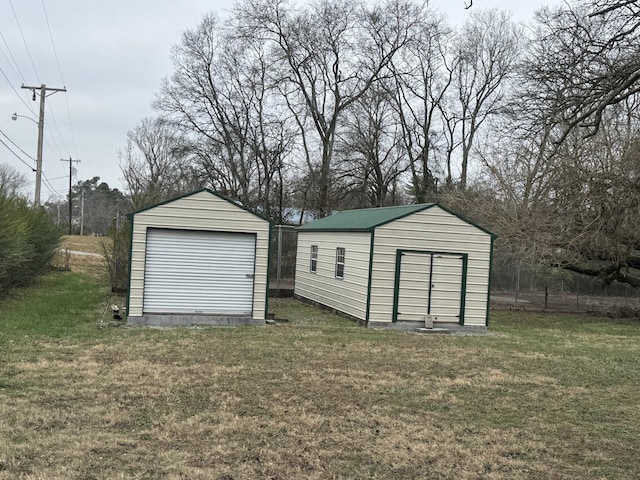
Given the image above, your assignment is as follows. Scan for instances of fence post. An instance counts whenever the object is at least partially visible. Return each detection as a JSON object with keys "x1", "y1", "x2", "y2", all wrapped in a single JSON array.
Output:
[
  {"x1": 276, "y1": 224, "x2": 283, "y2": 296},
  {"x1": 514, "y1": 263, "x2": 520, "y2": 307},
  {"x1": 113, "y1": 210, "x2": 120, "y2": 289},
  {"x1": 544, "y1": 286, "x2": 548, "y2": 311}
]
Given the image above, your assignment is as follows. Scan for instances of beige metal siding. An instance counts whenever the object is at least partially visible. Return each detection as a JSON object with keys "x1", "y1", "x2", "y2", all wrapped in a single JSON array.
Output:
[
  {"x1": 128, "y1": 191, "x2": 269, "y2": 319},
  {"x1": 372, "y1": 206, "x2": 491, "y2": 326},
  {"x1": 295, "y1": 231, "x2": 371, "y2": 321}
]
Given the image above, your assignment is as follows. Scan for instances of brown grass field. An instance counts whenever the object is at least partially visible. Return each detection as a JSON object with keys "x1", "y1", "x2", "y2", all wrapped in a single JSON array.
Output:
[
  {"x1": 1, "y1": 244, "x2": 639, "y2": 479},
  {"x1": 53, "y1": 235, "x2": 110, "y2": 282},
  {"x1": 59, "y1": 235, "x2": 107, "y2": 256}
]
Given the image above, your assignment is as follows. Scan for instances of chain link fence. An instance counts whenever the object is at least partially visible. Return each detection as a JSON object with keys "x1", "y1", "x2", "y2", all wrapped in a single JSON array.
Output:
[
  {"x1": 102, "y1": 214, "x2": 130, "y2": 293},
  {"x1": 268, "y1": 231, "x2": 640, "y2": 315},
  {"x1": 269, "y1": 225, "x2": 298, "y2": 297},
  {"x1": 491, "y1": 257, "x2": 640, "y2": 314}
]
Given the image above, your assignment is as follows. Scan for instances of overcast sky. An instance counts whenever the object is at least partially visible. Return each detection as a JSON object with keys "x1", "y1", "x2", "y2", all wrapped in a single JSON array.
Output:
[{"x1": 0, "y1": 0, "x2": 563, "y2": 203}]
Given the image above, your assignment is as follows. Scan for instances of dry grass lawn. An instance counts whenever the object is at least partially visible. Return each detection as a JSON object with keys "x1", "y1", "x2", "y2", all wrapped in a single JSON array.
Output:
[
  {"x1": 1, "y1": 274, "x2": 639, "y2": 479},
  {"x1": 59, "y1": 235, "x2": 107, "y2": 256},
  {"x1": 53, "y1": 235, "x2": 110, "y2": 281}
]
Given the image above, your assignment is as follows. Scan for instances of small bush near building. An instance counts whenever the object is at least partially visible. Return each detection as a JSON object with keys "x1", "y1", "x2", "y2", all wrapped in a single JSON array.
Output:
[{"x1": 101, "y1": 220, "x2": 129, "y2": 293}]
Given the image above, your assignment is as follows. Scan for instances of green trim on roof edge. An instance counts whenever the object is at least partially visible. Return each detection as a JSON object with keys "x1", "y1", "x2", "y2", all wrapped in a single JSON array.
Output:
[
  {"x1": 297, "y1": 204, "x2": 434, "y2": 232},
  {"x1": 296, "y1": 202, "x2": 496, "y2": 238},
  {"x1": 370, "y1": 204, "x2": 434, "y2": 230}
]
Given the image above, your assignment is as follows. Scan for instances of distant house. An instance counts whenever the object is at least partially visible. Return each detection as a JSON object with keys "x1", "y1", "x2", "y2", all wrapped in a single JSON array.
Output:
[
  {"x1": 294, "y1": 204, "x2": 495, "y2": 331},
  {"x1": 281, "y1": 207, "x2": 316, "y2": 226},
  {"x1": 126, "y1": 189, "x2": 271, "y2": 326}
]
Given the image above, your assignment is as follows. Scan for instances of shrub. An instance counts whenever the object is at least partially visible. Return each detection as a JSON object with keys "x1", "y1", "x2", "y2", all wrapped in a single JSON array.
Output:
[
  {"x1": 101, "y1": 220, "x2": 129, "y2": 293},
  {"x1": 0, "y1": 195, "x2": 62, "y2": 295}
]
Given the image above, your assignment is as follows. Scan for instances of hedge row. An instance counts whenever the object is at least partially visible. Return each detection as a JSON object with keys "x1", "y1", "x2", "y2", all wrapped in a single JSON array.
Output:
[{"x1": 0, "y1": 195, "x2": 62, "y2": 295}]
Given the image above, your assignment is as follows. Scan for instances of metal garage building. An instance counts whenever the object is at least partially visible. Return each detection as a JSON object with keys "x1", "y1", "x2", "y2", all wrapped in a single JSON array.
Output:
[
  {"x1": 294, "y1": 204, "x2": 495, "y2": 331},
  {"x1": 126, "y1": 189, "x2": 271, "y2": 326}
]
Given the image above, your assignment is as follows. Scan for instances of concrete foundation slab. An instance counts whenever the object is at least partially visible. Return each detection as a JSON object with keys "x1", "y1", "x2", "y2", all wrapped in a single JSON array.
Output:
[{"x1": 127, "y1": 314, "x2": 265, "y2": 327}]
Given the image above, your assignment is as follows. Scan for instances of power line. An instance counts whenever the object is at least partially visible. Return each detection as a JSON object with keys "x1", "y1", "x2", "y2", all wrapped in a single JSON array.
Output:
[
  {"x1": 1, "y1": 3, "x2": 78, "y2": 200},
  {"x1": 40, "y1": 0, "x2": 78, "y2": 158},
  {"x1": 0, "y1": 65, "x2": 37, "y2": 116},
  {"x1": 42, "y1": 171, "x2": 63, "y2": 197},
  {"x1": 9, "y1": 0, "x2": 40, "y2": 81},
  {"x1": 22, "y1": 84, "x2": 67, "y2": 205},
  {"x1": 43, "y1": 104, "x2": 66, "y2": 157},
  {"x1": 0, "y1": 136, "x2": 36, "y2": 171},
  {"x1": 41, "y1": 0, "x2": 65, "y2": 85},
  {"x1": 0, "y1": 128, "x2": 36, "y2": 161},
  {"x1": 43, "y1": 134, "x2": 62, "y2": 159},
  {"x1": 0, "y1": 32, "x2": 25, "y2": 83},
  {"x1": 3, "y1": 3, "x2": 78, "y2": 176},
  {"x1": 63, "y1": 96, "x2": 78, "y2": 158},
  {"x1": 61, "y1": 157, "x2": 80, "y2": 234}
]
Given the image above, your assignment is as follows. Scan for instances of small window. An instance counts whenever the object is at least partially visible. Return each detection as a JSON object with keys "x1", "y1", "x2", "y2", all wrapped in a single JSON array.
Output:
[
  {"x1": 335, "y1": 247, "x2": 345, "y2": 279},
  {"x1": 310, "y1": 245, "x2": 318, "y2": 273}
]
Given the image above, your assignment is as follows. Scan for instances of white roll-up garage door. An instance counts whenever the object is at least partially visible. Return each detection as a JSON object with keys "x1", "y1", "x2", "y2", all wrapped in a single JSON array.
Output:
[{"x1": 143, "y1": 228, "x2": 256, "y2": 315}]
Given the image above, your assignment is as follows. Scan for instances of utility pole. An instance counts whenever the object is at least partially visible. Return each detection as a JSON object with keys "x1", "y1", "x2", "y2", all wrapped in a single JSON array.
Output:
[
  {"x1": 80, "y1": 190, "x2": 85, "y2": 236},
  {"x1": 21, "y1": 84, "x2": 66, "y2": 205},
  {"x1": 61, "y1": 157, "x2": 81, "y2": 235}
]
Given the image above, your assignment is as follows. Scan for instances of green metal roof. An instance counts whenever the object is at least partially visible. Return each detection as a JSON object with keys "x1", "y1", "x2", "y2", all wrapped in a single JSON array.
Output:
[{"x1": 297, "y1": 204, "x2": 435, "y2": 231}]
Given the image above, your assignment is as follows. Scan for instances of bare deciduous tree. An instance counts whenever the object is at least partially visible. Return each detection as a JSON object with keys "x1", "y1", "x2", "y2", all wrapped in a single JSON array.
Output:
[
  {"x1": 236, "y1": 0, "x2": 422, "y2": 217},
  {"x1": 527, "y1": 0, "x2": 640, "y2": 143},
  {"x1": 464, "y1": 95, "x2": 640, "y2": 288},
  {"x1": 155, "y1": 14, "x2": 294, "y2": 218},
  {"x1": 387, "y1": 8, "x2": 452, "y2": 201},
  {"x1": 337, "y1": 85, "x2": 406, "y2": 208},
  {"x1": 0, "y1": 164, "x2": 28, "y2": 198},
  {"x1": 453, "y1": 8, "x2": 521, "y2": 188},
  {"x1": 119, "y1": 117, "x2": 197, "y2": 209},
  {"x1": 543, "y1": 105, "x2": 640, "y2": 287}
]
